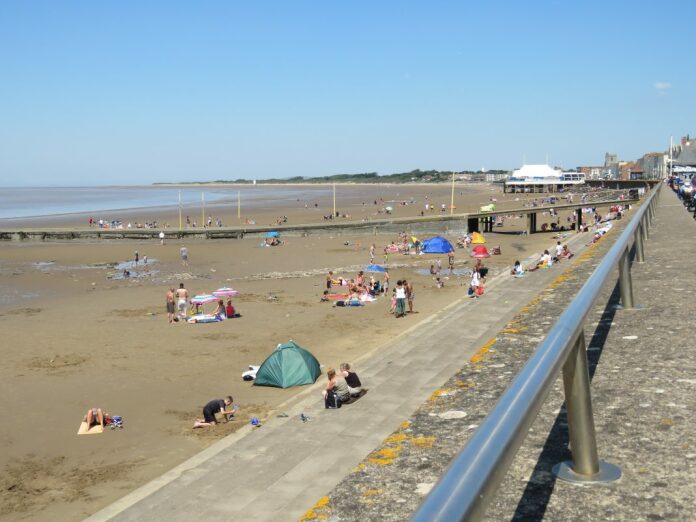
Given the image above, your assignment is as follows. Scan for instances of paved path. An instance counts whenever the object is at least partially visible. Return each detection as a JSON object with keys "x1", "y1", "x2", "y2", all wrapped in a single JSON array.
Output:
[{"x1": 87, "y1": 233, "x2": 589, "y2": 521}]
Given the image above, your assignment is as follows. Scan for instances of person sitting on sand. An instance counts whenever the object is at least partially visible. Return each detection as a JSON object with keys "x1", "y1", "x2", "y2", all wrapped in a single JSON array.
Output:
[
  {"x1": 193, "y1": 396, "x2": 235, "y2": 428},
  {"x1": 436, "y1": 277, "x2": 444, "y2": 288},
  {"x1": 320, "y1": 290, "x2": 330, "y2": 302},
  {"x1": 561, "y1": 244, "x2": 574, "y2": 259},
  {"x1": 213, "y1": 299, "x2": 226, "y2": 320},
  {"x1": 83, "y1": 407, "x2": 105, "y2": 430},
  {"x1": 340, "y1": 363, "x2": 363, "y2": 397},
  {"x1": 225, "y1": 299, "x2": 237, "y2": 317},
  {"x1": 322, "y1": 368, "x2": 351, "y2": 407}
]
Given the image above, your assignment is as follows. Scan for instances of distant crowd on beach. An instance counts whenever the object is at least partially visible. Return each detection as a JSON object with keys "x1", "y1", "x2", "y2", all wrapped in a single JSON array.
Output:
[{"x1": 92, "y1": 187, "x2": 635, "y2": 436}]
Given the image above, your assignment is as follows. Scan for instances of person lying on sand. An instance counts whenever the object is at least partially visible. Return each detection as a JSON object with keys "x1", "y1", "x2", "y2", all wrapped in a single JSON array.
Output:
[
  {"x1": 193, "y1": 396, "x2": 236, "y2": 428},
  {"x1": 84, "y1": 407, "x2": 105, "y2": 430}
]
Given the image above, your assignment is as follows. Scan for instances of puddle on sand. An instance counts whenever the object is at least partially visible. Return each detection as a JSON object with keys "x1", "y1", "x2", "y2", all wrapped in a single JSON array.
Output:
[{"x1": 414, "y1": 268, "x2": 473, "y2": 277}]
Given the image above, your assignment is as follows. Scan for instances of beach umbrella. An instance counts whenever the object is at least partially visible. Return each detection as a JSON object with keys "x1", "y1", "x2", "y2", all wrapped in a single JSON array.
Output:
[
  {"x1": 366, "y1": 264, "x2": 387, "y2": 273},
  {"x1": 191, "y1": 294, "x2": 218, "y2": 304},
  {"x1": 213, "y1": 287, "x2": 240, "y2": 297},
  {"x1": 266, "y1": 231, "x2": 280, "y2": 238}
]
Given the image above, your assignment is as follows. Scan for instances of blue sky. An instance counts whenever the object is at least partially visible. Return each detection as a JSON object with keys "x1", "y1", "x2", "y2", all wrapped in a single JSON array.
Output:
[{"x1": 0, "y1": 1, "x2": 693, "y2": 185}]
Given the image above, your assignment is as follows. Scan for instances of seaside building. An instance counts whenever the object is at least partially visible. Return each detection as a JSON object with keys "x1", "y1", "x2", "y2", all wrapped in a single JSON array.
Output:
[
  {"x1": 503, "y1": 164, "x2": 585, "y2": 193},
  {"x1": 670, "y1": 135, "x2": 696, "y2": 177},
  {"x1": 636, "y1": 152, "x2": 669, "y2": 180},
  {"x1": 577, "y1": 152, "x2": 619, "y2": 180}
]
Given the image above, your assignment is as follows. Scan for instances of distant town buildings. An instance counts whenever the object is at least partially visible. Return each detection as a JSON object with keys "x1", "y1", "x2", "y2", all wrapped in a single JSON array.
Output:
[{"x1": 669, "y1": 135, "x2": 696, "y2": 176}]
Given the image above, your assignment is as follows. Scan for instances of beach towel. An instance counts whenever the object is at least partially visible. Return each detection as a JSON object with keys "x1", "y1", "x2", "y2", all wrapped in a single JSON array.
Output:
[
  {"x1": 187, "y1": 314, "x2": 224, "y2": 324},
  {"x1": 242, "y1": 365, "x2": 260, "y2": 381},
  {"x1": 78, "y1": 422, "x2": 103, "y2": 435}
]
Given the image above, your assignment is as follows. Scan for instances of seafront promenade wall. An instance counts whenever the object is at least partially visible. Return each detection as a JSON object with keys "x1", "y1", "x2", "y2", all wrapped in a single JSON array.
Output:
[{"x1": 0, "y1": 198, "x2": 636, "y2": 242}]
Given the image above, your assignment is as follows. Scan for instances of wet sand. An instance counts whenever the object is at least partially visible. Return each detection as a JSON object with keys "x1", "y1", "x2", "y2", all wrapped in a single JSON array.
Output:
[{"x1": 0, "y1": 183, "x2": 616, "y2": 521}]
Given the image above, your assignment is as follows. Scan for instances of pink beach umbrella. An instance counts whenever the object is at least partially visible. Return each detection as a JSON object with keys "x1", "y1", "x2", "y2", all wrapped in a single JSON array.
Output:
[
  {"x1": 212, "y1": 287, "x2": 240, "y2": 297},
  {"x1": 191, "y1": 294, "x2": 218, "y2": 305}
]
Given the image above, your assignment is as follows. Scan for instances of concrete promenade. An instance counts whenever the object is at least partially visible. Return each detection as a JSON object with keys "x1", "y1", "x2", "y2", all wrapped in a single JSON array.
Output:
[{"x1": 86, "y1": 187, "x2": 695, "y2": 522}]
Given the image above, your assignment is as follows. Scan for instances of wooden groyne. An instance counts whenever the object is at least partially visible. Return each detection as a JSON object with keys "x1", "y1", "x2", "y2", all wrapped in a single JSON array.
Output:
[{"x1": 0, "y1": 198, "x2": 637, "y2": 242}]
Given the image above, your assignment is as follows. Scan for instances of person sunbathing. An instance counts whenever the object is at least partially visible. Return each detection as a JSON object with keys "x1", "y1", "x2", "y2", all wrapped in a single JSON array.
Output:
[
  {"x1": 528, "y1": 250, "x2": 553, "y2": 271},
  {"x1": 83, "y1": 407, "x2": 105, "y2": 430},
  {"x1": 561, "y1": 245, "x2": 574, "y2": 259}
]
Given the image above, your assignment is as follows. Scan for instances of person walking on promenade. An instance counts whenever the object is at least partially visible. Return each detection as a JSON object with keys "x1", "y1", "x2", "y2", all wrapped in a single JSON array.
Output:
[
  {"x1": 180, "y1": 245, "x2": 189, "y2": 267},
  {"x1": 448, "y1": 249, "x2": 455, "y2": 274}
]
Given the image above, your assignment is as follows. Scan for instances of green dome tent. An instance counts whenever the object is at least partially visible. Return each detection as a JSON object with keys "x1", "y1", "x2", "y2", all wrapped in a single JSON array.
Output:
[{"x1": 253, "y1": 340, "x2": 321, "y2": 388}]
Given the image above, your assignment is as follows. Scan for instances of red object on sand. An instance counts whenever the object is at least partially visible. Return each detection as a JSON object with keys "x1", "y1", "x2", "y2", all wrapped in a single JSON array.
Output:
[{"x1": 471, "y1": 245, "x2": 491, "y2": 258}]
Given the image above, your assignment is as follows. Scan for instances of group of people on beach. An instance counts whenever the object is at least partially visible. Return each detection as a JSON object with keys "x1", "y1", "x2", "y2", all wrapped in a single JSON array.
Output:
[
  {"x1": 323, "y1": 363, "x2": 363, "y2": 408},
  {"x1": 165, "y1": 283, "x2": 237, "y2": 324}
]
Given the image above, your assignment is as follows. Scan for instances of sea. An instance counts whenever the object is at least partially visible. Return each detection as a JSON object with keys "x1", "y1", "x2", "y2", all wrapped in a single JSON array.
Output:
[{"x1": 0, "y1": 185, "x2": 332, "y2": 220}]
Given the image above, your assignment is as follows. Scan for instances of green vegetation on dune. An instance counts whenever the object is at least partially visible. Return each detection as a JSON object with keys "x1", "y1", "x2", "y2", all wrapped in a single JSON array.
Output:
[{"x1": 156, "y1": 169, "x2": 510, "y2": 185}]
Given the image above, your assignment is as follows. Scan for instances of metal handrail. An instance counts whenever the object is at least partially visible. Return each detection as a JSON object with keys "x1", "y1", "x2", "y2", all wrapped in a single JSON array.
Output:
[{"x1": 412, "y1": 183, "x2": 662, "y2": 522}]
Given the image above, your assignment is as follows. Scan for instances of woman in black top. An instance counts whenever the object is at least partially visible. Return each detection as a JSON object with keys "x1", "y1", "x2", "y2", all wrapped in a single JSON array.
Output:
[{"x1": 340, "y1": 363, "x2": 362, "y2": 397}]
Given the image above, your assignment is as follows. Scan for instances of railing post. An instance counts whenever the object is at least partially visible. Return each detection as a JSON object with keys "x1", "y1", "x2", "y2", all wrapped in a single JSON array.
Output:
[
  {"x1": 634, "y1": 224, "x2": 645, "y2": 263},
  {"x1": 641, "y1": 214, "x2": 649, "y2": 240},
  {"x1": 553, "y1": 332, "x2": 621, "y2": 483},
  {"x1": 618, "y1": 248, "x2": 634, "y2": 309}
]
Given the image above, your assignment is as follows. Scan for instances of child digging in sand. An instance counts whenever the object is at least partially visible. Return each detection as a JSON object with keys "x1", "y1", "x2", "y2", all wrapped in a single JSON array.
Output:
[{"x1": 193, "y1": 396, "x2": 236, "y2": 428}]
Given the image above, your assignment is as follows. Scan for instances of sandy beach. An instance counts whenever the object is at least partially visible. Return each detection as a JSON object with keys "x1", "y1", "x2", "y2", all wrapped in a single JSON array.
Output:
[{"x1": 0, "y1": 182, "x2": 624, "y2": 520}]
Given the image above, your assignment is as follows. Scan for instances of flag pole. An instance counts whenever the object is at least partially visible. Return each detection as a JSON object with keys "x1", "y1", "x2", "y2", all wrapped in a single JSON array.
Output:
[
  {"x1": 237, "y1": 190, "x2": 241, "y2": 221},
  {"x1": 178, "y1": 190, "x2": 182, "y2": 231},
  {"x1": 201, "y1": 192, "x2": 205, "y2": 228},
  {"x1": 450, "y1": 171, "x2": 455, "y2": 215},
  {"x1": 333, "y1": 183, "x2": 336, "y2": 217}
]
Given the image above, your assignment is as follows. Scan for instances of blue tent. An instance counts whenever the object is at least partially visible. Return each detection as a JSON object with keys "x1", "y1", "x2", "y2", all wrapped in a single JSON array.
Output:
[
  {"x1": 366, "y1": 264, "x2": 386, "y2": 272},
  {"x1": 421, "y1": 236, "x2": 455, "y2": 254},
  {"x1": 266, "y1": 231, "x2": 280, "y2": 238}
]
